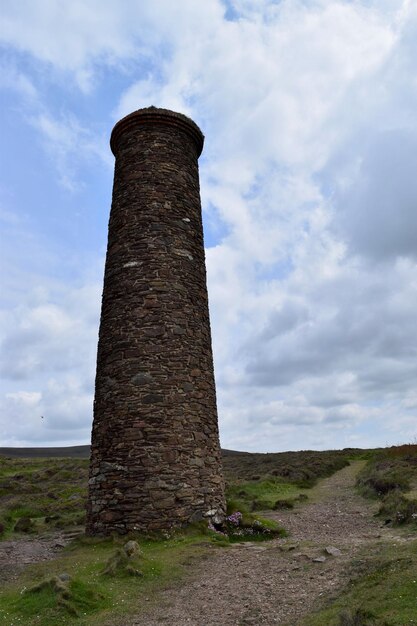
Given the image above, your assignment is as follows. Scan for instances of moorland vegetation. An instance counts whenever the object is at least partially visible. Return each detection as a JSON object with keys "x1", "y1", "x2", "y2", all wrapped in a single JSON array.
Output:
[{"x1": 0, "y1": 445, "x2": 416, "y2": 625}]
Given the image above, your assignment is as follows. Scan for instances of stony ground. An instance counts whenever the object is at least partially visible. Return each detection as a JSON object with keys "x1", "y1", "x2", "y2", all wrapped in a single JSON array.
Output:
[
  {"x1": 0, "y1": 530, "x2": 81, "y2": 584},
  {"x1": 128, "y1": 461, "x2": 396, "y2": 626}
]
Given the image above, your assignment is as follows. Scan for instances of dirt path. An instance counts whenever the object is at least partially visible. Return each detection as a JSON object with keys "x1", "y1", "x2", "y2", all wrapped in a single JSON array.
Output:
[
  {"x1": 0, "y1": 530, "x2": 81, "y2": 584},
  {"x1": 129, "y1": 461, "x2": 389, "y2": 626}
]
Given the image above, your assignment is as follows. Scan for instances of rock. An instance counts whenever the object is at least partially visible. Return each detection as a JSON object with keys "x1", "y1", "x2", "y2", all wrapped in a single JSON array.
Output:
[
  {"x1": 142, "y1": 393, "x2": 163, "y2": 404},
  {"x1": 58, "y1": 573, "x2": 71, "y2": 582},
  {"x1": 325, "y1": 546, "x2": 342, "y2": 557},
  {"x1": 247, "y1": 545, "x2": 267, "y2": 552},
  {"x1": 131, "y1": 372, "x2": 153, "y2": 385},
  {"x1": 14, "y1": 517, "x2": 34, "y2": 533},
  {"x1": 123, "y1": 540, "x2": 140, "y2": 557},
  {"x1": 312, "y1": 556, "x2": 326, "y2": 563}
]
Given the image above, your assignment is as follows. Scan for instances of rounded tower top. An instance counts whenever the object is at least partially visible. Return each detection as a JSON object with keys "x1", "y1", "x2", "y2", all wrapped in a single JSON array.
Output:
[{"x1": 110, "y1": 106, "x2": 205, "y2": 158}]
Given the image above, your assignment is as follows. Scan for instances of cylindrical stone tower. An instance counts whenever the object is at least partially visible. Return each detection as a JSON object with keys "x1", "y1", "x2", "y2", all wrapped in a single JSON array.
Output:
[{"x1": 86, "y1": 107, "x2": 225, "y2": 535}]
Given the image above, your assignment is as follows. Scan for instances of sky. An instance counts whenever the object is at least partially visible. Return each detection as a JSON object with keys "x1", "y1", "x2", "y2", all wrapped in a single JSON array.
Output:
[{"x1": 1, "y1": 0, "x2": 417, "y2": 452}]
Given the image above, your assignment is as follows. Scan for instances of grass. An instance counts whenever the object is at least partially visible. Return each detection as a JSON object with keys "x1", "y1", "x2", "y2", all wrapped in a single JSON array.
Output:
[
  {"x1": 0, "y1": 456, "x2": 88, "y2": 537},
  {"x1": 226, "y1": 477, "x2": 309, "y2": 513},
  {"x1": 0, "y1": 448, "x2": 363, "y2": 539},
  {"x1": 222, "y1": 447, "x2": 370, "y2": 486},
  {"x1": 301, "y1": 540, "x2": 417, "y2": 626},
  {"x1": 0, "y1": 450, "x2": 286, "y2": 624},
  {"x1": 223, "y1": 448, "x2": 370, "y2": 515},
  {"x1": 0, "y1": 530, "x2": 216, "y2": 625},
  {"x1": 356, "y1": 444, "x2": 417, "y2": 526},
  {"x1": 2, "y1": 445, "x2": 413, "y2": 625}
]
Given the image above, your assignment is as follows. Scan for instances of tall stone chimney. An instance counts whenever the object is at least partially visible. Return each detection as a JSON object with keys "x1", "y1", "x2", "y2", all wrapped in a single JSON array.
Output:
[{"x1": 86, "y1": 107, "x2": 225, "y2": 535}]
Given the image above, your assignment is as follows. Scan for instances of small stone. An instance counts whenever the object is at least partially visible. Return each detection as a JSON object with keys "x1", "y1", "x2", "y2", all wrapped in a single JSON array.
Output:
[
  {"x1": 58, "y1": 573, "x2": 71, "y2": 582},
  {"x1": 325, "y1": 546, "x2": 342, "y2": 557},
  {"x1": 312, "y1": 556, "x2": 326, "y2": 563},
  {"x1": 124, "y1": 540, "x2": 140, "y2": 557},
  {"x1": 189, "y1": 458, "x2": 204, "y2": 467}
]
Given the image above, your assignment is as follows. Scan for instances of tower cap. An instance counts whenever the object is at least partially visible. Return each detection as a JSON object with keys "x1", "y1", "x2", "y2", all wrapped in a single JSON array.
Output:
[{"x1": 110, "y1": 106, "x2": 204, "y2": 158}]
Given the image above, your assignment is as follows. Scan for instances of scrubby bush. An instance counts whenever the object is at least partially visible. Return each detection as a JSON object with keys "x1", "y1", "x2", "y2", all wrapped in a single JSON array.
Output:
[
  {"x1": 222, "y1": 448, "x2": 355, "y2": 486},
  {"x1": 379, "y1": 491, "x2": 417, "y2": 525},
  {"x1": 357, "y1": 444, "x2": 417, "y2": 526}
]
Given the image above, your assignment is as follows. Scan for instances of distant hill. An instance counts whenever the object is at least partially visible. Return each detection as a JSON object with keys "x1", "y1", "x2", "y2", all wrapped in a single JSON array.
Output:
[
  {"x1": 0, "y1": 445, "x2": 91, "y2": 459},
  {"x1": 0, "y1": 446, "x2": 243, "y2": 459},
  {"x1": 0, "y1": 445, "x2": 368, "y2": 485}
]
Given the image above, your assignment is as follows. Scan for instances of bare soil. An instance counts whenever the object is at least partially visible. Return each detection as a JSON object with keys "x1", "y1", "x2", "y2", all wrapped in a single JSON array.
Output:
[
  {"x1": 0, "y1": 530, "x2": 80, "y2": 584},
  {"x1": 128, "y1": 461, "x2": 397, "y2": 626}
]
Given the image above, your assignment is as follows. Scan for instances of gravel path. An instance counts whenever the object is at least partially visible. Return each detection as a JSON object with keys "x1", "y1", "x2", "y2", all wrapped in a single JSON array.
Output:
[
  {"x1": 0, "y1": 530, "x2": 81, "y2": 583},
  {"x1": 129, "y1": 461, "x2": 388, "y2": 626}
]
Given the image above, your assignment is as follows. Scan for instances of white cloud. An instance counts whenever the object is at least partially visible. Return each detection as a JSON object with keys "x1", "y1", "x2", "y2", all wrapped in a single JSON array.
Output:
[
  {"x1": 0, "y1": 62, "x2": 37, "y2": 100},
  {"x1": 6, "y1": 390, "x2": 42, "y2": 406},
  {"x1": 0, "y1": 280, "x2": 100, "y2": 446},
  {"x1": 28, "y1": 111, "x2": 112, "y2": 190},
  {"x1": 1, "y1": 0, "x2": 417, "y2": 451}
]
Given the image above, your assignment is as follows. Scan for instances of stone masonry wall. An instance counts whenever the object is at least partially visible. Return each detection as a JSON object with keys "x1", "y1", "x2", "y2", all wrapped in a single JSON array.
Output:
[{"x1": 86, "y1": 107, "x2": 226, "y2": 535}]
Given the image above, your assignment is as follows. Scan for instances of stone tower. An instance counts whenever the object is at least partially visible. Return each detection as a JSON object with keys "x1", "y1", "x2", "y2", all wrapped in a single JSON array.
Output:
[{"x1": 86, "y1": 107, "x2": 225, "y2": 535}]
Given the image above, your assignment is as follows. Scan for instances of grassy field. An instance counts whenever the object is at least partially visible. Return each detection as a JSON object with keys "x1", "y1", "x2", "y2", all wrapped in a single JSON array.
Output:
[
  {"x1": 0, "y1": 455, "x2": 89, "y2": 537},
  {"x1": 0, "y1": 530, "x2": 216, "y2": 626},
  {"x1": 301, "y1": 540, "x2": 417, "y2": 626},
  {"x1": 222, "y1": 447, "x2": 369, "y2": 515},
  {"x1": 0, "y1": 447, "x2": 366, "y2": 539},
  {"x1": 0, "y1": 445, "x2": 416, "y2": 625}
]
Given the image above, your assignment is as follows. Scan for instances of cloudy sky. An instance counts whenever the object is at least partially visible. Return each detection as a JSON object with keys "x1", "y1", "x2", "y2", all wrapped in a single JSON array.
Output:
[{"x1": 1, "y1": 0, "x2": 417, "y2": 452}]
